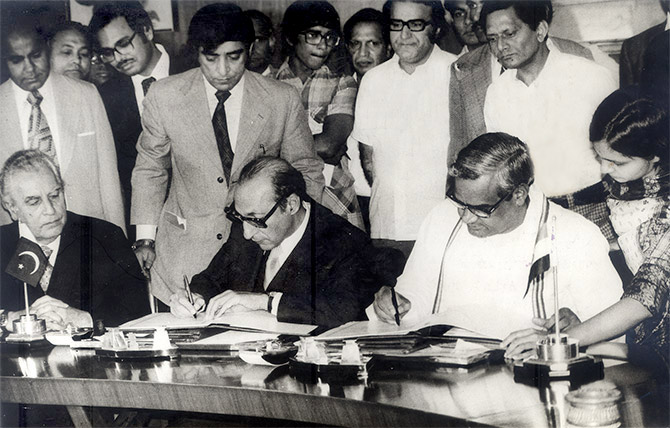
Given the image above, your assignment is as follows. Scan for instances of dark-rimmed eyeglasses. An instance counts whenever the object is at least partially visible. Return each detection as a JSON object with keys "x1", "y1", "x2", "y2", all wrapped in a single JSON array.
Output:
[
  {"x1": 99, "y1": 32, "x2": 138, "y2": 64},
  {"x1": 299, "y1": 30, "x2": 340, "y2": 47},
  {"x1": 224, "y1": 198, "x2": 285, "y2": 229},
  {"x1": 389, "y1": 19, "x2": 432, "y2": 32},
  {"x1": 446, "y1": 189, "x2": 511, "y2": 218}
]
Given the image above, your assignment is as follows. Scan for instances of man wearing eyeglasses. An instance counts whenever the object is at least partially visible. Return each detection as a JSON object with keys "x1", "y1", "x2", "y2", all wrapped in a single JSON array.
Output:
[
  {"x1": 169, "y1": 157, "x2": 377, "y2": 328},
  {"x1": 369, "y1": 133, "x2": 622, "y2": 360},
  {"x1": 128, "y1": 4, "x2": 325, "y2": 304},
  {"x1": 89, "y1": 1, "x2": 174, "y2": 237},
  {"x1": 351, "y1": 0, "x2": 457, "y2": 260},
  {"x1": 275, "y1": 0, "x2": 365, "y2": 232},
  {"x1": 481, "y1": 1, "x2": 617, "y2": 246},
  {"x1": 0, "y1": 16, "x2": 125, "y2": 232}
]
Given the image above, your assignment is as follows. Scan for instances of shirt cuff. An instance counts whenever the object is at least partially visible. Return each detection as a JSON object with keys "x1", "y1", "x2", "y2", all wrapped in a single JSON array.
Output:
[
  {"x1": 270, "y1": 292, "x2": 282, "y2": 316},
  {"x1": 136, "y1": 225, "x2": 157, "y2": 241}
]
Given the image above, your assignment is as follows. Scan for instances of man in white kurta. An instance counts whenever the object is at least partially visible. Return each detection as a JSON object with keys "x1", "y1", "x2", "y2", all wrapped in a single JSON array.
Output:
[
  {"x1": 368, "y1": 133, "x2": 622, "y2": 358},
  {"x1": 350, "y1": 1, "x2": 457, "y2": 256}
]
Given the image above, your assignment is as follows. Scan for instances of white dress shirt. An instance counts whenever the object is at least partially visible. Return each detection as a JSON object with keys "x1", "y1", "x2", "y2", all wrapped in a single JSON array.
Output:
[
  {"x1": 131, "y1": 43, "x2": 170, "y2": 116},
  {"x1": 12, "y1": 76, "x2": 62, "y2": 161},
  {"x1": 19, "y1": 222, "x2": 60, "y2": 269},
  {"x1": 265, "y1": 202, "x2": 311, "y2": 315}
]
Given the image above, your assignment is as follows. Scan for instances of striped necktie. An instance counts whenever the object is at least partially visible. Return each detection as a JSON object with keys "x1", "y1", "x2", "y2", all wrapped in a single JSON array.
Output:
[
  {"x1": 27, "y1": 90, "x2": 58, "y2": 163},
  {"x1": 39, "y1": 246, "x2": 54, "y2": 292}
]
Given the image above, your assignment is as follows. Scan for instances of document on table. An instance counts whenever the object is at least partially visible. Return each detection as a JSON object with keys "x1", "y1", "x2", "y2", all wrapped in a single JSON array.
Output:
[
  {"x1": 316, "y1": 309, "x2": 502, "y2": 342},
  {"x1": 120, "y1": 311, "x2": 317, "y2": 336}
]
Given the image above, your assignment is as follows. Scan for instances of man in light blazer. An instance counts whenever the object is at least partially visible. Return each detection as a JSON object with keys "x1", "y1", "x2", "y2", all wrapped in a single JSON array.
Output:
[
  {"x1": 0, "y1": 18, "x2": 125, "y2": 232},
  {"x1": 131, "y1": 3, "x2": 325, "y2": 303}
]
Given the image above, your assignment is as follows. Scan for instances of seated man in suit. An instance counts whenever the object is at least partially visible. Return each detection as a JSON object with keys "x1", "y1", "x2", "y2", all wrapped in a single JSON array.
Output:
[
  {"x1": 130, "y1": 3, "x2": 325, "y2": 304},
  {"x1": 170, "y1": 157, "x2": 377, "y2": 328},
  {"x1": 0, "y1": 150, "x2": 150, "y2": 330}
]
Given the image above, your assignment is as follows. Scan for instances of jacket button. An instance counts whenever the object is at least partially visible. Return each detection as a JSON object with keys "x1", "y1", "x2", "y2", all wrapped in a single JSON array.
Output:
[
  {"x1": 217, "y1": 176, "x2": 224, "y2": 183},
  {"x1": 216, "y1": 233, "x2": 223, "y2": 240}
]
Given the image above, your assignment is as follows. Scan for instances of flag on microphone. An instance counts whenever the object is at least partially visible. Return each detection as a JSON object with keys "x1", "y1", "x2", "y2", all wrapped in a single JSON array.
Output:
[{"x1": 4, "y1": 237, "x2": 48, "y2": 287}]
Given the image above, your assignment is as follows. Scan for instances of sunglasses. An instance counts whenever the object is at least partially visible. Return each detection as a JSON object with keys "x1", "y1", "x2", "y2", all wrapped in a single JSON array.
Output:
[{"x1": 224, "y1": 198, "x2": 285, "y2": 229}]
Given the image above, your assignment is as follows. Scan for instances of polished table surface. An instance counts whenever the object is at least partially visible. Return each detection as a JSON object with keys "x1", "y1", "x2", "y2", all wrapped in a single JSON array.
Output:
[{"x1": 1, "y1": 345, "x2": 668, "y2": 427}]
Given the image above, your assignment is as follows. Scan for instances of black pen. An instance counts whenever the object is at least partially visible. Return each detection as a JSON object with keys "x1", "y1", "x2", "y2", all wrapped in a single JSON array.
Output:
[
  {"x1": 183, "y1": 274, "x2": 196, "y2": 319},
  {"x1": 390, "y1": 287, "x2": 401, "y2": 326}
]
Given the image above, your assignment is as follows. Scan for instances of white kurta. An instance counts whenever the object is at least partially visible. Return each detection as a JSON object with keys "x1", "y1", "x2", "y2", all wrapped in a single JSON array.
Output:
[
  {"x1": 367, "y1": 187, "x2": 623, "y2": 339},
  {"x1": 351, "y1": 47, "x2": 457, "y2": 240},
  {"x1": 484, "y1": 43, "x2": 616, "y2": 197}
]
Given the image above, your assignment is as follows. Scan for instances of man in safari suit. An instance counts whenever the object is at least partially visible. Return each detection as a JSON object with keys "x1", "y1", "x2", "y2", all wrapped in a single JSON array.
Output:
[
  {"x1": 0, "y1": 17, "x2": 124, "y2": 232},
  {"x1": 131, "y1": 3, "x2": 325, "y2": 303}
]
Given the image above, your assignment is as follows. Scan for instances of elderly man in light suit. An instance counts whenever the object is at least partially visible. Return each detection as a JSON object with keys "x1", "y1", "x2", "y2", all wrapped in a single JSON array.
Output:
[
  {"x1": 131, "y1": 3, "x2": 325, "y2": 304},
  {"x1": 0, "y1": 17, "x2": 124, "y2": 232}
]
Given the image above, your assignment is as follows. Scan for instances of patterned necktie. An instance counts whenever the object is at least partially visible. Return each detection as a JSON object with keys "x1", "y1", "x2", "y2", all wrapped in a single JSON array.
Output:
[
  {"x1": 39, "y1": 246, "x2": 54, "y2": 292},
  {"x1": 212, "y1": 90, "x2": 234, "y2": 182},
  {"x1": 141, "y1": 77, "x2": 156, "y2": 96},
  {"x1": 27, "y1": 90, "x2": 57, "y2": 163}
]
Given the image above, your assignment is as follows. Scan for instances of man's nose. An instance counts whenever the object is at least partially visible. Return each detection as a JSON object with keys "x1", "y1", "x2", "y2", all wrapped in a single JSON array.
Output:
[
  {"x1": 600, "y1": 160, "x2": 613, "y2": 176},
  {"x1": 242, "y1": 222, "x2": 258, "y2": 240},
  {"x1": 459, "y1": 208, "x2": 479, "y2": 224},
  {"x1": 400, "y1": 25, "x2": 413, "y2": 39}
]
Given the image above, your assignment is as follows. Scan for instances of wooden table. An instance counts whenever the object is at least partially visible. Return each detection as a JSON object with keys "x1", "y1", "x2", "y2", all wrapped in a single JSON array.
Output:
[{"x1": 1, "y1": 346, "x2": 667, "y2": 427}]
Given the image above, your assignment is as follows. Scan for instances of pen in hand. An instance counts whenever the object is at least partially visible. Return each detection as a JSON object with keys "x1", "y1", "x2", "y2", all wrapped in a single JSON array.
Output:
[
  {"x1": 390, "y1": 287, "x2": 401, "y2": 326},
  {"x1": 183, "y1": 274, "x2": 197, "y2": 319}
]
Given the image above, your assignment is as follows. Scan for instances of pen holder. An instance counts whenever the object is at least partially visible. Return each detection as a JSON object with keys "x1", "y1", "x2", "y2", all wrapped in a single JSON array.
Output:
[
  {"x1": 537, "y1": 334, "x2": 579, "y2": 361},
  {"x1": 13, "y1": 314, "x2": 47, "y2": 337}
]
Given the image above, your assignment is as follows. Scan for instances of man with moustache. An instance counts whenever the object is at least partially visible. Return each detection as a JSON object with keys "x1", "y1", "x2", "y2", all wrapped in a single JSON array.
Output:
[
  {"x1": 244, "y1": 10, "x2": 277, "y2": 76},
  {"x1": 351, "y1": 0, "x2": 457, "y2": 258},
  {"x1": 0, "y1": 17, "x2": 124, "y2": 232},
  {"x1": 343, "y1": 8, "x2": 393, "y2": 229},
  {"x1": 131, "y1": 3, "x2": 325, "y2": 303},
  {"x1": 90, "y1": 1, "x2": 175, "y2": 235},
  {"x1": 482, "y1": 1, "x2": 616, "y2": 243}
]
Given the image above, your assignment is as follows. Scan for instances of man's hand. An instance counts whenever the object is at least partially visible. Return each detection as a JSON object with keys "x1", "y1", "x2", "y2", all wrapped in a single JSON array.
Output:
[
  {"x1": 205, "y1": 290, "x2": 268, "y2": 320},
  {"x1": 133, "y1": 240, "x2": 156, "y2": 278},
  {"x1": 501, "y1": 308, "x2": 581, "y2": 360},
  {"x1": 169, "y1": 290, "x2": 205, "y2": 318},
  {"x1": 372, "y1": 286, "x2": 411, "y2": 324},
  {"x1": 30, "y1": 296, "x2": 93, "y2": 331}
]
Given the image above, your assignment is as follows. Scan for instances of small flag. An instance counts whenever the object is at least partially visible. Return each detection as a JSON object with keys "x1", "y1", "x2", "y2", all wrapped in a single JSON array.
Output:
[
  {"x1": 4, "y1": 237, "x2": 48, "y2": 287},
  {"x1": 524, "y1": 197, "x2": 551, "y2": 319}
]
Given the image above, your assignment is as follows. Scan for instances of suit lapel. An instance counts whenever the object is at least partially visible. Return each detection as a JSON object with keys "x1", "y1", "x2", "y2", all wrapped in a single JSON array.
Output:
[
  {"x1": 0, "y1": 82, "x2": 27, "y2": 155},
  {"x1": 179, "y1": 70, "x2": 225, "y2": 175},
  {"x1": 51, "y1": 74, "x2": 78, "y2": 175},
  {"x1": 266, "y1": 212, "x2": 313, "y2": 292},
  {"x1": 231, "y1": 72, "x2": 270, "y2": 179}
]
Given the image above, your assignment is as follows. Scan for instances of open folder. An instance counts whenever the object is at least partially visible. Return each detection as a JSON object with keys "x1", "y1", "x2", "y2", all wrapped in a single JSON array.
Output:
[{"x1": 119, "y1": 310, "x2": 317, "y2": 336}]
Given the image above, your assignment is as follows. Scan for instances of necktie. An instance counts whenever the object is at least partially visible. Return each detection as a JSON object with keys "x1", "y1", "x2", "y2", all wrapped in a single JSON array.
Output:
[
  {"x1": 39, "y1": 246, "x2": 54, "y2": 292},
  {"x1": 27, "y1": 90, "x2": 57, "y2": 163},
  {"x1": 264, "y1": 250, "x2": 281, "y2": 290},
  {"x1": 254, "y1": 250, "x2": 271, "y2": 292},
  {"x1": 212, "y1": 90, "x2": 234, "y2": 182},
  {"x1": 141, "y1": 77, "x2": 156, "y2": 96}
]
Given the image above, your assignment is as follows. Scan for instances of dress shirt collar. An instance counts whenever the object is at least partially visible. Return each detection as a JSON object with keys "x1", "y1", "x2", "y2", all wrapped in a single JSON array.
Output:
[
  {"x1": 390, "y1": 44, "x2": 441, "y2": 76},
  {"x1": 12, "y1": 73, "x2": 54, "y2": 109},
  {"x1": 203, "y1": 71, "x2": 245, "y2": 112},
  {"x1": 666, "y1": 12, "x2": 670, "y2": 31},
  {"x1": 507, "y1": 39, "x2": 557, "y2": 87},
  {"x1": 18, "y1": 221, "x2": 61, "y2": 265},
  {"x1": 131, "y1": 43, "x2": 170, "y2": 83}
]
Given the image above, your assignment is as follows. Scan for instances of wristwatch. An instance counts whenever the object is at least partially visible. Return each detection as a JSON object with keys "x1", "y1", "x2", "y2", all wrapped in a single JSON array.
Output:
[
  {"x1": 0, "y1": 310, "x2": 7, "y2": 329},
  {"x1": 131, "y1": 239, "x2": 155, "y2": 251},
  {"x1": 267, "y1": 294, "x2": 274, "y2": 313}
]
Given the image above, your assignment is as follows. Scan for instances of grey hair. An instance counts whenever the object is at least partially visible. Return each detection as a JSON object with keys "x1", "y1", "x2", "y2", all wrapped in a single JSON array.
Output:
[
  {"x1": 449, "y1": 132, "x2": 534, "y2": 197},
  {"x1": 0, "y1": 150, "x2": 64, "y2": 205}
]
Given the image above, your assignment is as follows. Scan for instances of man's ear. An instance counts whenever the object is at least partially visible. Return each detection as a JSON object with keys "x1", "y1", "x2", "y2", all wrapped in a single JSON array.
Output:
[
  {"x1": 512, "y1": 183, "x2": 530, "y2": 206},
  {"x1": 285, "y1": 193, "x2": 301, "y2": 214},
  {"x1": 1, "y1": 199, "x2": 19, "y2": 222},
  {"x1": 535, "y1": 20, "x2": 549, "y2": 43},
  {"x1": 143, "y1": 25, "x2": 154, "y2": 42}
]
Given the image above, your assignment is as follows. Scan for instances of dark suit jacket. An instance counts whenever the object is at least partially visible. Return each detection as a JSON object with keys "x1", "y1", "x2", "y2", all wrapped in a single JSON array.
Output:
[
  {"x1": 0, "y1": 212, "x2": 150, "y2": 327},
  {"x1": 448, "y1": 38, "x2": 595, "y2": 166},
  {"x1": 190, "y1": 202, "x2": 378, "y2": 328},
  {"x1": 620, "y1": 22, "x2": 666, "y2": 88}
]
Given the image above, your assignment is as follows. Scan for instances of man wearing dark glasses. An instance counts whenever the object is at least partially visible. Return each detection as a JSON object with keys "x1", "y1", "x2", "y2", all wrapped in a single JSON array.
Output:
[
  {"x1": 369, "y1": 133, "x2": 622, "y2": 360},
  {"x1": 351, "y1": 0, "x2": 457, "y2": 260},
  {"x1": 169, "y1": 157, "x2": 377, "y2": 328}
]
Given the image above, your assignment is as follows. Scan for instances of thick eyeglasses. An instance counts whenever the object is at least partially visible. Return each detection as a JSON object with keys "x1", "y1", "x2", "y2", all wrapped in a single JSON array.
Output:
[
  {"x1": 389, "y1": 19, "x2": 431, "y2": 32},
  {"x1": 446, "y1": 189, "x2": 511, "y2": 218},
  {"x1": 300, "y1": 30, "x2": 340, "y2": 47},
  {"x1": 224, "y1": 198, "x2": 285, "y2": 229},
  {"x1": 99, "y1": 32, "x2": 138, "y2": 63}
]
